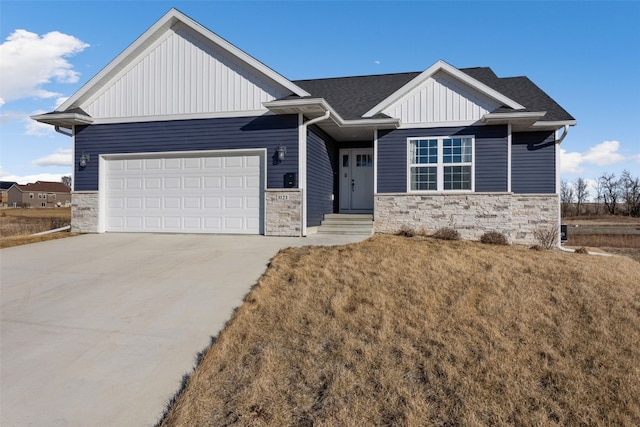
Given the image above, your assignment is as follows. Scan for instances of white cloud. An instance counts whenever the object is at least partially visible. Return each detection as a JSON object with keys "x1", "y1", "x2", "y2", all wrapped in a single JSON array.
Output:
[
  {"x1": 32, "y1": 148, "x2": 73, "y2": 167},
  {"x1": 24, "y1": 109, "x2": 55, "y2": 136},
  {"x1": 560, "y1": 140, "x2": 626, "y2": 174},
  {"x1": 55, "y1": 97, "x2": 69, "y2": 108},
  {"x1": 0, "y1": 29, "x2": 89, "y2": 105},
  {"x1": 0, "y1": 166, "x2": 68, "y2": 185}
]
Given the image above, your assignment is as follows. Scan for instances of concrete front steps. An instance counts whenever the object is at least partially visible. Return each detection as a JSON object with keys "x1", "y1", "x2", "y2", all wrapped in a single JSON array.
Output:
[{"x1": 317, "y1": 213, "x2": 374, "y2": 235}]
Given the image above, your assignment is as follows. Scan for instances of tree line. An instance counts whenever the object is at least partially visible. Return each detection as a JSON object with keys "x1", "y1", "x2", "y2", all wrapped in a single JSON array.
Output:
[{"x1": 561, "y1": 170, "x2": 640, "y2": 217}]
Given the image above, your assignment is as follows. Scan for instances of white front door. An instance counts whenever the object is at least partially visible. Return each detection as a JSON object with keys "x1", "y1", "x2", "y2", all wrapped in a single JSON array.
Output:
[{"x1": 339, "y1": 148, "x2": 374, "y2": 212}]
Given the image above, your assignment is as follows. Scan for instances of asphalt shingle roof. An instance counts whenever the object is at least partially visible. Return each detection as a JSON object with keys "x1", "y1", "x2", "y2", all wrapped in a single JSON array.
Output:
[
  {"x1": 292, "y1": 67, "x2": 574, "y2": 122},
  {"x1": 16, "y1": 181, "x2": 71, "y2": 193}
]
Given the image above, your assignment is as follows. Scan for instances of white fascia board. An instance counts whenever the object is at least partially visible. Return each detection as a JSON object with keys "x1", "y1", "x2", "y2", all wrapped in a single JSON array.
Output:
[
  {"x1": 398, "y1": 120, "x2": 478, "y2": 129},
  {"x1": 264, "y1": 98, "x2": 331, "y2": 111},
  {"x1": 363, "y1": 60, "x2": 525, "y2": 118},
  {"x1": 91, "y1": 110, "x2": 271, "y2": 125},
  {"x1": 58, "y1": 8, "x2": 309, "y2": 113},
  {"x1": 483, "y1": 112, "x2": 546, "y2": 121},
  {"x1": 30, "y1": 113, "x2": 94, "y2": 127},
  {"x1": 264, "y1": 98, "x2": 399, "y2": 128},
  {"x1": 531, "y1": 120, "x2": 577, "y2": 128}
]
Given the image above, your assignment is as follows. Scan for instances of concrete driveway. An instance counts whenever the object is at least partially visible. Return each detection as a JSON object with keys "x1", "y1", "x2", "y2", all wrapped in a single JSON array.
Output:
[{"x1": 0, "y1": 233, "x2": 368, "y2": 426}]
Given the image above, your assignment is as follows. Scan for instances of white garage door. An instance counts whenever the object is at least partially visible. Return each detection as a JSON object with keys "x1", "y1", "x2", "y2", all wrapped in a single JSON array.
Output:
[{"x1": 105, "y1": 152, "x2": 263, "y2": 234}]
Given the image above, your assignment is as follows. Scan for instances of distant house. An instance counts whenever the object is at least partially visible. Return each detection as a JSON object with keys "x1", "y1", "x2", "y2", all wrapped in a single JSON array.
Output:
[
  {"x1": 1, "y1": 181, "x2": 18, "y2": 207},
  {"x1": 6, "y1": 181, "x2": 71, "y2": 208},
  {"x1": 32, "y1": 9, "x2": 575, "y2": 243}
]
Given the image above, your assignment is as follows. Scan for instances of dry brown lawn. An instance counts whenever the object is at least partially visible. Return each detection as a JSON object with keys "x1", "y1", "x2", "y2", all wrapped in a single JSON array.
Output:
[
  {"x1": 160, "y1": 235, "x2": 640, "y2": 427},
  {"x1": 0, "y1": 208, "x2": 74, "y2": 248}
]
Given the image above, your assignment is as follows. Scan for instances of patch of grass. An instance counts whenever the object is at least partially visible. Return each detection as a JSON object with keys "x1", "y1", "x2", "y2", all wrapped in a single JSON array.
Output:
[
  {"x1": 159, "y1": 236, "x2": 640, "y2": 427},
  {"x1": 0, "y1": 232, "x2": 80, "y2": 249},
  {"x1": 0, "y1": 208, "x2": 71, "y2": 238},
  {"x1": 567, "y1": 233, "x2": 640, "y2": 249}
]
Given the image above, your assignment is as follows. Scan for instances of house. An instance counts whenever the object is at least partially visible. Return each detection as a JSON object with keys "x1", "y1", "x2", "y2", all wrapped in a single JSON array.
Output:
[
  {"x1": 32, "y1": 9, "x2": 575, "y2": 243},
  {"x1": 6, "y1": 181, "x2": 71, "y2": 208},
  {"x1": 1, "y1": 181, "x2": 18, "y2": 207}
]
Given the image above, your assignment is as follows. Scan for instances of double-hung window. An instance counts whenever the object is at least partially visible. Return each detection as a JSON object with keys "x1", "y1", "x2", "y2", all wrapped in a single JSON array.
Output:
[{"x1": 409, "y1": 136, "x2": 474, "y2": 191}]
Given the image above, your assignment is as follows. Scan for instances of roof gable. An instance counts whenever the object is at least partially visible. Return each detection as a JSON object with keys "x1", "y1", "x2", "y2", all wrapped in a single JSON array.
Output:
[
  {"x1": 58, "y1": 9, "x2": 310, "y2": 119},
  {"x1": 363, "y1": 60, "x2": 524, "y2": 119}
]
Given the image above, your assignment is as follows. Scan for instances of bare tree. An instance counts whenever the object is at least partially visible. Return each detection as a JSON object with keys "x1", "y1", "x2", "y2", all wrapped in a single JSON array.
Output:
[
  {"x1": 599, "y1": 173, "x2": 621, "y2": 215},
  {"x1": 560, "y1": 179, "x2": 574, "y2": 217},
  {"x1": 574, "y1": 177, "x2": 589, "y2": 216},
  {"x1": 620, "y1": 169, "x2": 640, "y2": 217},
  {"x1": 61, "y1": 176, "x2": 72, "y2": 189},
  {"x1": 593, "y1": 180, "x2": 603, "y2": 215}
]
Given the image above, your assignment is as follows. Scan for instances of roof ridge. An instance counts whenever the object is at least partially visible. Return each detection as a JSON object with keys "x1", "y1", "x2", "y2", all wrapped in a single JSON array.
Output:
[{"x1": 293, "y1": 71, "x2": 421, "y2": 83}]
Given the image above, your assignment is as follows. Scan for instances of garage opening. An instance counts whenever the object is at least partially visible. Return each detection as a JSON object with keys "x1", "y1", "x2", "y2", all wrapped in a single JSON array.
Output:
[{"x1": 103, "y1": 150, "x2": 265, "y2": 234}]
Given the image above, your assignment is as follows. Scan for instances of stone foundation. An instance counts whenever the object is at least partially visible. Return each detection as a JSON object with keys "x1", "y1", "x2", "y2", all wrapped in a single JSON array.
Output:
[
  {"x1": 374, "y1": 193, "x2": 558, "y2": 245},
  {"x1": 511, "y1": 194, "x2": 559, "y2": 245},
  {"x1": 71, "y1": 191, "x2": 100, "y2": 233},
  {"x1": 265, "y1": 189, "x2": 302, "y2": 236}
]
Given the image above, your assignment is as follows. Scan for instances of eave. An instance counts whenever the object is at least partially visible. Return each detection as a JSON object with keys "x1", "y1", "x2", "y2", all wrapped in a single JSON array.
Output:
[
  {"x1": 265, "y1": 98, "x2": 399, "y2": 141},
  {"x1": 30, "y1": 112, "x2": 94, "y2": 128}
]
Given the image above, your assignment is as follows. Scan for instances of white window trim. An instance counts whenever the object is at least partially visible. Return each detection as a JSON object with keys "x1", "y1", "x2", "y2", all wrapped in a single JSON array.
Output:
[{"x1": 407, "y1": 136, "x2": 475, "y2": 192}]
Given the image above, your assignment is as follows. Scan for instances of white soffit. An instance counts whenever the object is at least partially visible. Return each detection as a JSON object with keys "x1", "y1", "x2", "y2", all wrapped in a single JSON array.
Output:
[
  {"x1": 57, "y1": 8, "x2": 310, "y2": 116},
  {"x1": 363, "y1": 60, "x2": 525, "y2": 118}
]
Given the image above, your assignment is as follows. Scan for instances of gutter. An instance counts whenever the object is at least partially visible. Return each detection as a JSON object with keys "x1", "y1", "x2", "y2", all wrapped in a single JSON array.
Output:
[{"x1": 299, "y1": 110, "x2": 331, "y2": 236}]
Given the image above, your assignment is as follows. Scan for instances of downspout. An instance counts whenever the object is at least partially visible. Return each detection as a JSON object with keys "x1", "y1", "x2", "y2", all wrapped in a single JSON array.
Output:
[
  {"x1": 556, "y1": 125, "x2": 570, "y2": 144},
  {"x1": 555, "y1": 125, "x2": 569, "y2": 248},
  {"x1": 299, "y1": 110, "x2": 331, "y2": 236},
  {"x1": 54, "y1": 126, "x2": 73, "y2": 137}
]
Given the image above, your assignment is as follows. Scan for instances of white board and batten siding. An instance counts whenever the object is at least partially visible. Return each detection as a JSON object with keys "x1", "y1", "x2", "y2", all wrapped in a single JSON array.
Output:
[
  {"x1": 383, "y1": 71, "x2": 501, "y2": 125},
  {"x1": 104, "y1": 151, "x2": 264, "y2": 234},
  {"x1": 85, "y1": 22, "x2": 290, "y2": 119}
]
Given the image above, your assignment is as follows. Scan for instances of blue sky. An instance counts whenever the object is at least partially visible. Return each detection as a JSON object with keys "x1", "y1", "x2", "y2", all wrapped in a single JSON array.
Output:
[{"x1": 1, "y1": 1, "x2": 639, "y2": 193}]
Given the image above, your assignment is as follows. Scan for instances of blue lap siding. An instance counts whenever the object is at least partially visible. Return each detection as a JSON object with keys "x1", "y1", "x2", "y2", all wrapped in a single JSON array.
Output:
[
  {"x1": 73, "y1": 115, "x2": 299, "y2": 191},
  {"x1": 377, "y1": 125, "x2": 508, "y2": 193},
  {"x1": 511, "y1": 131, "x2": 556, "y2": 194},
  {"x1": 306, "y1": 126, "x2": 337, "y2": 227}
]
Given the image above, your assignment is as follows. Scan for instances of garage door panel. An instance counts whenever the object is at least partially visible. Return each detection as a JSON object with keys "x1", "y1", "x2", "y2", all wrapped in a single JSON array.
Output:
[
  {"x1": 164, "y1": 178, "x2": 181, "y2": 189},
  {"x1": 145, "y1": 177, "x2": 161, "y2": 189},
  {"x1": 126, "y1": 159, "x2": 143, "y2": 170},
  {"x1": 126, "y1": 178, "x2": 143, "y2": 190},
  {"x1": 106, "y1": 153, "x2": 263, "y2": 234},
  {"x1": 184, "y1": 177, "x2": 201, "y2": 189},
  {"x1": 204, "y1": 157, "x2": 222, "y2": 168},
  {"x1": 164, "y1": 197, "x2": 181, "y2": 209}
]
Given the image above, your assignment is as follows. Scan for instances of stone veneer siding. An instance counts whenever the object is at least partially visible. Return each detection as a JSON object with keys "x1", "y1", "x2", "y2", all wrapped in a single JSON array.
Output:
[
  {"x1": 71, "y1": 191, "x2": 100, "y2": 233},
  {"x1": 511, "y1": 194, "x2": 559, "y2": 244},
  {"x1": 265, "y1": 189, "x2": 302, "y2": 236},
  {"x1": 374, "y1": 193, "x2": 559, "y2": 245}
]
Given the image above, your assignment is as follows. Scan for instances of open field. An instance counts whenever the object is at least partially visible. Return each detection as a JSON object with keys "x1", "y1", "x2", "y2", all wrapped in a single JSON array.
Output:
[
  {"x1": 0, "y1": 208, "x2": 74, "y2": 248},
  {"x1": 160, "y1": 235, "x2": 640, "y2": 427}
]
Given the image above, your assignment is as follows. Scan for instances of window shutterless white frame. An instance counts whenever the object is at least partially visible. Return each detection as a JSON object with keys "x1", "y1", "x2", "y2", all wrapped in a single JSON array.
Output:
[{"x1": 407, "y1": 136, "x2": 475, "y2": 192}]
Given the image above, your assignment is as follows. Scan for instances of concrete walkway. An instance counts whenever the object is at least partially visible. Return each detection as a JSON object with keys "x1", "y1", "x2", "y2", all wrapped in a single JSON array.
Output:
[{"x1": 0, "y1": 233, "x2": 368, "y2": 427}]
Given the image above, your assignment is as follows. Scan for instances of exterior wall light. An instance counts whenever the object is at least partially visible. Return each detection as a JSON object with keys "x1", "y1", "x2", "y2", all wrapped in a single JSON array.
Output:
[
  {"x1": 79, "y1": 153, "x2": 91, "y2": 168},
  {"x1": 277, "y1": 145, "x2": 287, "y2": 161}
]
